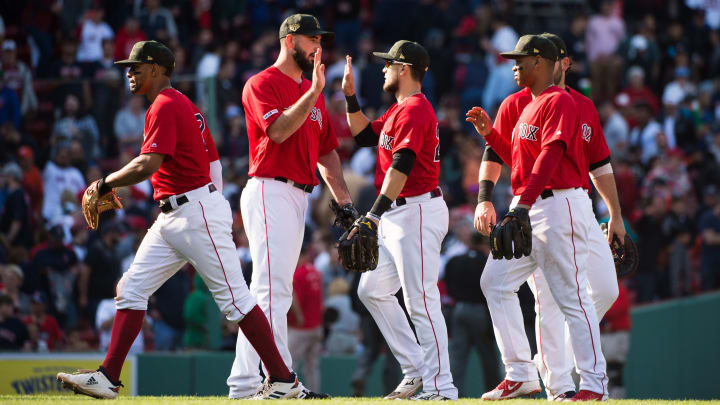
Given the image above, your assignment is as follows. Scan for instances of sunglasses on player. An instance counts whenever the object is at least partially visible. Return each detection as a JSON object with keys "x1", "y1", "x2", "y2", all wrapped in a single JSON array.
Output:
[{"x1": 384, "y1": 60, "x2": 413, "y2": 68}]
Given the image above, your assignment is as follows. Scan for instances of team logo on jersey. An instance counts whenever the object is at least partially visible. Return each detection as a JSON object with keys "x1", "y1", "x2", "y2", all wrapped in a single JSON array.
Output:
[
  {"x1": 581, "y1": 123, "x2": 592, "y2": 143},
  {"x1": 517, "y1": 122, "x2": 539, "y2": 141},
  {"x1": 379, "y1": 131, "x2": 394, "y2": 151},
  {"x1": 310, "y1": 107, "x2": 323, "y2": 129}
]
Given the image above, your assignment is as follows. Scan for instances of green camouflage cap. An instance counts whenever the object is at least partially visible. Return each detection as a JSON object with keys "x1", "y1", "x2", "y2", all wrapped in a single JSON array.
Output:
[
  {"x1": 500, "y1": 35, "x2": 558, "y2": 61},
  {"x1": 372, "y1": 40, "x2": 430, "y2": 71},
  {"x1": 115, "y1": 40, "x2": 175, "y2": 74},
  {"x1": 539, "y1": 33, "x2": 568, "y2": 58},
  {"x1": 279, "y1": 14, "x2": 334, "y2": 41}
]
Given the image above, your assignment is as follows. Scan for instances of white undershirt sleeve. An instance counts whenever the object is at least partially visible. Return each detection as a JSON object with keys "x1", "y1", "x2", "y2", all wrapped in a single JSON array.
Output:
[
  {"x1": 209, "y1": 159, "x2": 223, "y2": 194},
  {"x1": 589, "y1": 162, "x2": 613, "y2": 179}
]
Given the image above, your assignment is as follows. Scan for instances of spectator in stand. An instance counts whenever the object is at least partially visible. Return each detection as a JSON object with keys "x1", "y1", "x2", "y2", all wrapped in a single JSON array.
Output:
[
  {"x1": 642, "y1": 149, "x2": 691, "y2": 199},
  {"x1": 288, "y1": 239, "x2": 324, "y2": 392},
  {"x1": 149, "y1": 269, "x2": 189, "y2": 351},
  {"x1": 114, "y1": 17, "x2": 147, "y2": 61},
  {"x1": 633, "y1": 196, "x2": 667, "y2": 302},
  {"x1": 23, "y1": 291, "x2": 63, "y2": 351},
  {"x1": 630, "y1": 101, "x2": 665, "y2": 165},
  {"x1": 51, "y1": 94, "x2": 101, "y2": 162},
  {"x1": 76, "y1": 5, "x2": 114, "y2": 63},
  {"x1": 324, "y1": 277, "x2": 359, "y2": 355},
  {"x1": 89, "y1": 38, "x2": 124, "y2": 156},
  {"x1": 620, "y1": 66, "x2": 659, "y2": 116},
  {"x1": 183, "y1": 273, "x2": 212, "y2": 349},
  {"x1": 600, "y1": 282, "x2": 631, "y2": 398},
  {"x1": 32, "y1": 225, "x2": 80, "y2": 328},
  {"x1": 699, "y1": 200, "x2": 720, "y2": 291},
  {"x1": 41, "y1": 145, "x2": 85, "y2": 225},
  {"x1": 599, "y1": 100, "x2": 630, "y2": 153},
  {"x1": 79, "y1": 222, "x2": 123, "y2": 325},
  {"x1": 0, "y1": 40, "x2": 38, "y2": 117},
  {"x1": 0, "y1": 162, "x2": 32, "y2": 250},
  {"x1": 663, "y1": 197, "x2": 694, "y2": 297},
  {"x1": 0, "y1": 264, "x2": 30, "y2": 315},
  {"x1": 48, "y1": 37, "x2": 89, "y2": 111},
  {"x1": 139, "y1": 0, "x2": 178, "y2": 42},
  {"x1": 0, "y1": 69, "x2": 20, "y2": 130},
  {"x1": 444, "y1": 233, "x2": 499, "y2": 395},
  {"x1": 586, "y1": 0, "x2": 626, "y2": 101},
  {"x1": 114, "y1": 95, "x2": 146, "y2": 153},
  {"x1": 481, "y1": 15, "x2": 518, "y2": 113},
  {"x1": 17, "y1": 146, "x2": 43, "y2": 221},
  {"x1": 0, "y1": 293, "x2": 30, "y2": 350},
  {"x1": 618, "y1": 15, "x2": 661, "y2": 87},
  {"x1": 662, "y1": 66, "x2": 696, "y2": 107}
]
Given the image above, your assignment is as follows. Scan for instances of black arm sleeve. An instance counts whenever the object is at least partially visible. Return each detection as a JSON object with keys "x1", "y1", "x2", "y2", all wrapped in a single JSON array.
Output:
[
  {"x1": 354, "y1": 123, "x2": 379, "y2": 147},
  {"x1": 482, "y1": 145, "x2": 504, "y2": 164},
  {"x1": 589, "y1": 155, "x2": 611, "y2": 171},
  {"x1": 390, "y1": 149, "x2": 416, "y2": 176}
]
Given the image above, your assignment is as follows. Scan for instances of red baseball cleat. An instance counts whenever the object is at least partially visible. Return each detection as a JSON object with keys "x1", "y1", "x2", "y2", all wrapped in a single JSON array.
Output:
[{"x1": 569, "y1": 390, "x2": 605, "y2": 401}]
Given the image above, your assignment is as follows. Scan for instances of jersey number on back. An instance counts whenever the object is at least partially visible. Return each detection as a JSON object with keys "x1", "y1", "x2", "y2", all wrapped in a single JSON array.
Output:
[
  {"x1": 195, "y1": 113, "x2": 208, "y2": 151},
  {"x1": 434, "y1": 124, "x2": 440, "y2": 162}
]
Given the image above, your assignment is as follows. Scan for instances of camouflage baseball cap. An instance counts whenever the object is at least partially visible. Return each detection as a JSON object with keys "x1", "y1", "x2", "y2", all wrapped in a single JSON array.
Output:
[
  {"x1": 373, "y1": 40, "x2": 430, "y2": 71},
  {"x1": 539, "y1": 33, "x2": 568, "y2": 58},
  {"x1": 500, "y1": 35, "x2": 558, "y2": 61},
  {"x1": 115, "y1": 40, "x2": 175, "y2": 74},
  {"x1": 279, "y1": 14, "x2": 334, "y2": 41}
]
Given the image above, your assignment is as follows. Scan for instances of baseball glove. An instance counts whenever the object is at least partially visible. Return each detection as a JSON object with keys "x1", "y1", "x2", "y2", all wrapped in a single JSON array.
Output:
[
  {"x1": 330, "y1": 200, "x2": 360, "y2": 230},
  {"x1": 490, "y1": 207, "x2": 532, "y2": 260},
  {"x1": 600, "y1": 223, "x2": 639, "y2": 278},
  {"x1": 82, "y1": 179, "x2": 123, "y2": 230},
  {"x1": 337, "y1": 216, "x2": 379, "y2": 272}
]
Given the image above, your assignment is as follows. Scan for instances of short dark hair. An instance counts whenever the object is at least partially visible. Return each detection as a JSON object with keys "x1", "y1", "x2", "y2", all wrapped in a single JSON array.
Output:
[{"x1": 409, "y1": 65, "x2": 426, "y2": 83}]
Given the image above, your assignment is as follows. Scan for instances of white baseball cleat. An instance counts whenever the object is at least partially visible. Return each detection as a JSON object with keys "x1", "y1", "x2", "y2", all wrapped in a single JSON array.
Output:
[
  {"x1": 296, "y1": 381, "x2": 331, "y2": 399},
  {"x1": 56, "y1": 369, "x2": 122, "y2": 399},
  {"x1": 385, "y1": 376, "x2": 423, "y2": 399},
  {"x1": 257, "y1": 373, "x2": 302, "y2": 399},
  {"x1": 481, "y1": 379, "x2": 541, "y2": 400},
  {"x1": 409, "y1": 391, "x2": 452, "y2": 401}
]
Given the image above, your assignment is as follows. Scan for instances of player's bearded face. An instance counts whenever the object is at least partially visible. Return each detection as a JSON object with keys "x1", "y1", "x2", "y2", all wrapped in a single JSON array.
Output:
[
  {"x1": 292, "y1": 42, "x2": 315, "y2": 72},
  {"x1": 382, "y1": 64, "x2": 400, "y2": 94},
  {"x1": 552, "y1": 60, "x2": 562, "y2": 85},
  {"x1": 127, "y1": 64, "x2": 148, "y2": 95}
]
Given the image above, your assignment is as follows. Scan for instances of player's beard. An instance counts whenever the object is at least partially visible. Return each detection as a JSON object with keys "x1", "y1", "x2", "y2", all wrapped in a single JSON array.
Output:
[
  {"x1": 292, "y1": 44, "x2": 314, "y2": 73},
  {"x1": 383, "y1": 73, "x2": 399, "y2": 94},
  {"x1": 552, "y1": 65, "x2": 562, "y2": 85}
]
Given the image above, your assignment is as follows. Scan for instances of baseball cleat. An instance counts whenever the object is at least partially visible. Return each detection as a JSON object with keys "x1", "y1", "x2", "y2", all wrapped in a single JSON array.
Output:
[
  {"x1": 385, "y1": 376, "x2": 423, "y2": 399},
  {"x1": 481, "y1": 379, "x2": 541, "y2": 400},
  {"x1": 56, "y1": 369, "x2": 122, "y2": 399},
  {"x1": 296, "y1": 381, "x2": 331, "y2": 399},
  {"x1": 553, "y1": 390, "x2": 576, "y2": 401},
  {"x1": 409, "y1": 391, "x2": 452, "y2": 400},
  {"x1": 258, "y1": 372, "x2": 302, "y2": 399},
  {"x1": 569, "y1": 390, "x2": 605, "y2": 401}
]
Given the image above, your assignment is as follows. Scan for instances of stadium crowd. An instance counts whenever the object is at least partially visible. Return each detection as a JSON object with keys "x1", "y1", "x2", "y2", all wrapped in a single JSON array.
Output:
[{"x1": 0, "y1": 0, "x2": 718, "y2": 395}]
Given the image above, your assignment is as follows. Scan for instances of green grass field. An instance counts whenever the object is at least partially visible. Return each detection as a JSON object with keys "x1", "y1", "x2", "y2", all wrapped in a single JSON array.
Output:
[{"x1": 1, "y1": 396, "x2": 719, "y2": 404}]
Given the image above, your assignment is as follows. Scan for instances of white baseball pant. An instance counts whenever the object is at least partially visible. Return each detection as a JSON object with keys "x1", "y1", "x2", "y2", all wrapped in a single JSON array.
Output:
[
  {"x1": 116, "y1": 184, "x2": 256, "y2": 322},
  {"x1": 480, "y1": 188, "x2": 608, "y2": 395},
  {"x1": 528, "y1": 204, "x2": 618, "y2": 399},
  {"x1": 227, "y1": 177, "x2": 307, "y2": 398},
  {"x1": 357, "y1": 194, "x2": 458, "y2": 400}
]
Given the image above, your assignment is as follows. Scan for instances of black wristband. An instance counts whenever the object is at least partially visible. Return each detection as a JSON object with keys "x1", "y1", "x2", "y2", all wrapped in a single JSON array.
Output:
[
  {"x1": 98, "y1": 176, "x2": 112, "y2": 195},
  {"x1": 482, "y1": 146, "x2": 503, "y2": 164},
  {"x1": 345, "y1": 94, "x2": 360, "y2": 113},
  {"x1": 370, "y1": 194, "x2": 393, "y2": 217},
  {"x1": 477, "y1": 180, "x2": 495, "y2": 203}
]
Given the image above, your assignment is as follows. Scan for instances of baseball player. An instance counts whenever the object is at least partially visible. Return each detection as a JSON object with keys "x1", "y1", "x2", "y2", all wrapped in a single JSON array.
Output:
[
  {"x1": 474, "y1": 33, "x2": 625, "y2": 401},
  {"x1": 466, "y1": 35, "x2": 608, "y2": 401},
  {"x1": 57, "y1": 41, "x2": 303, "y2": 400},
  {"x1": 227, "y1": 14, "x2": 352, "y2": 399},
  {"x1": 342, "y1": 40, "x2": 459, "y2": 400}
]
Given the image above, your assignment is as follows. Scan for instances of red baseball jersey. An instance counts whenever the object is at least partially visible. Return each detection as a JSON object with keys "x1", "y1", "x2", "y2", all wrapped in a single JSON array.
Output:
[
  {"x1": 567, "y1": 86, "x2": 611, "y2": 190},
  {"x1": 487, "y1": 86, "x2": 586, "y2": 195},
  {"x1": 242, "y1": 66, "x2": 338, "y2": 186},
  {"x1": 141, "y1": 88, "x2": 218, "y2": 200},
  {"x1": 370, "y1": 94, "x2": 439, "y2": 198},
  {"x1": 491, "y1": 87, "x2": 532, "y2": 166}
]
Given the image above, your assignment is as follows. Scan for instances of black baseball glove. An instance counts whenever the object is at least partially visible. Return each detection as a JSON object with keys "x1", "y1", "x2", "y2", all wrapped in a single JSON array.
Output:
[
  {"x1": 330, "y1": 200, "x2": 360, "y2": 230},
  {"x1": 337, "y1": 216, "x2": 379, "y2": 272},
  {"x1": 490, "y1": 207, "x2": 532, "y2": 260},
  {"x1": 600, "y1": 223, "x2": 639, "y2": 278}
]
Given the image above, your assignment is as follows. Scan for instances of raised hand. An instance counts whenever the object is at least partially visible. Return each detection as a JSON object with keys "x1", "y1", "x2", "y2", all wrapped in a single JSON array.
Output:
[
  {"x1": 311, "y1": 47, "x2": 325, "y2": 95},
  {"x1": 342, "y1": 55, "x2": 355, "y2": 96},
  {"x1": 465, "y1": 106, "x2": 492, "y2": 137},
  {"x1": 474, "y1": 201, "x2": 497, "y2": 235}
]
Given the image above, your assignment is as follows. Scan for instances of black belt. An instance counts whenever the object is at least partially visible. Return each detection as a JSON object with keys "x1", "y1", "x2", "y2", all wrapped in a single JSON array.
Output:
[
  {"x1": 395, "y1": 187, "x2": 442, "y2": 207},
  {"x1": 274, "y1": 177, "x2": 313, "y2": 193},
  {"x1": 540, "y1": 187, "x2": 581, "y2": 200},
  {"x1": 159, "y1": 184, "x2": 216, "y2": 213}
]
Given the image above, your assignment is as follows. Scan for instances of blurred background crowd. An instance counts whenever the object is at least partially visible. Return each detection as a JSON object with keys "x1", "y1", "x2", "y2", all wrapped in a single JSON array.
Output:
[{"x1": 0, "y1": 0, "x2": 718, "y2": 397}]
